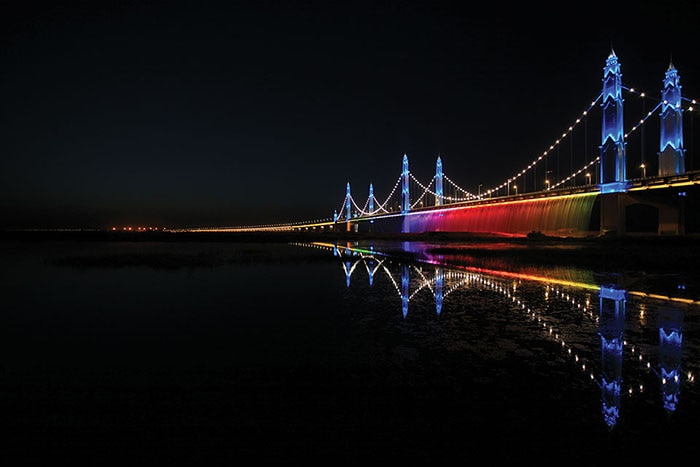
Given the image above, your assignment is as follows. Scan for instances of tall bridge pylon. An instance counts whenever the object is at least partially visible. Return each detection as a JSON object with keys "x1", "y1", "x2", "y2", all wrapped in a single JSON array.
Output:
[
  {"x1": 599, "y1": 49, "x2": 629, "y2": 194},
  {"x1": 659, "y1": 61, "x2": 686, "y2": 176}
]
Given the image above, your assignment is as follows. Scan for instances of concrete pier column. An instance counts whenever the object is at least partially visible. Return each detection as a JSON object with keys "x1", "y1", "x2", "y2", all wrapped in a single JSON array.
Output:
[
  {"x1": 658, "y1": 202, "x2": 684, "y2": 235},
  {"x1": 600, "y1": 192, "x2": 627, "y2": 236}
]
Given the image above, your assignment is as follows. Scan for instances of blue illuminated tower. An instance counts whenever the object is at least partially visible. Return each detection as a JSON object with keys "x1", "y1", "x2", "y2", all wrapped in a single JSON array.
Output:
[
  {"x1": 345, "y1": 182, "x2": 352, "y2": 222},
  {"x1": 344, "y1": 259, "x2": 352, "y2": 287},
  {"x1": 598, "y1": 285, "x2": 626, "y2": 428},
  {"x1": 658, "y1": 61, "x2": 686, "y2": 176},
  {"x1": 368, "y1": 183, "x2": 375, "y2": 229},
  {"x1": 401, "y1": 154, "x2": 410, "y2": 214},
  {"x1": 659, "y1": 305, "x2": 683, "y2": 412},
  {"x1": 599, "y1": 50, "x2": 629, "y2": 193},
  {"x1": 401, "y1": 263, "x2": 409, "y2": 318},
  {"x1": 434, "y1": 267, "x2": 443, "y2": 315},
  {"x1": 435, "y1": 156, "x2": 443, "y2": 206}
]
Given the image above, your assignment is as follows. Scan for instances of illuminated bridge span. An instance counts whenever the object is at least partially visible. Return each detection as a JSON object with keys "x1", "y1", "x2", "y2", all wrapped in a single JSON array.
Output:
[
  {"x1": 329, "y1": 50, "x2": 700, "y2": 237},
  {"x1": 192, "y1": 50, "x2": 700, "y2": 237}
]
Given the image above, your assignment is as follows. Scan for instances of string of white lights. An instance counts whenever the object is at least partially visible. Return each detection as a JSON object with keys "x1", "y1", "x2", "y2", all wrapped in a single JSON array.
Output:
[
  {"x1": 549, "y1": 157, "x2": 600, "y2": 190},
  {"x1": 443, "y1": 175, "x2": 478, "y2": 201},
  {"x1": 408, "y1": 266, "x2": 435, "y2": 299},
  {"x1": 483, "y1": 92, "x2": 603, "y2": 197}
]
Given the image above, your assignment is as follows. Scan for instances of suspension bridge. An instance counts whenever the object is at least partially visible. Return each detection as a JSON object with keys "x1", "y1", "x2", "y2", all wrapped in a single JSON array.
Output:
[{"x1": 188, "y1": 49, "x2": 700, "y2": 237}]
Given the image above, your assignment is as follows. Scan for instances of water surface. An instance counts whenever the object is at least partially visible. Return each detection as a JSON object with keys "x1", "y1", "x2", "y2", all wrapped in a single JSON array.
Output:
[{"x1": 3, "y1": 239, "x2": 699, "y2": 462}]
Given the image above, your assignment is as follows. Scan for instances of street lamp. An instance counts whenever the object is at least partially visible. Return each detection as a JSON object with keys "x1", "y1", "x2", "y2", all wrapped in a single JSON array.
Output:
[
  {"x1": 545, "y1": 179, "x2": 550, "y2": 190},
  {"x1": 513, "y1": 184, "x2": 518, "y2": 195},
  {"x1": 586, "y1": 172, "x2": 591, "y2": 185},
  {"x1": 478, "y1": 184, "x2": 483, "y2": 197},
  {"x1": 640, "y1": 163, "x2": 646, "y2": 178}
]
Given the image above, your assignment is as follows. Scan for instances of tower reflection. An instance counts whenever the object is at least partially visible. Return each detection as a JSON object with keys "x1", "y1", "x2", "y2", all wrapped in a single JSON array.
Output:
[
  {"x1": 599, "y1": 286, "x2": 626, "y2": 428},
  {"x1": 295, "y1": 240, "x2": 697, "y2": 431},
  {"x1": 659, "y1": 305, "x2": 683, "y2": 412}
]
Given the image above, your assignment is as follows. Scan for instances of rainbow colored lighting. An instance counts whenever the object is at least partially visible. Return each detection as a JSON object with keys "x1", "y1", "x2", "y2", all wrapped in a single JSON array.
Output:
[{"x1": 402, "y1": 192, "x2": 598, "y2": 236}]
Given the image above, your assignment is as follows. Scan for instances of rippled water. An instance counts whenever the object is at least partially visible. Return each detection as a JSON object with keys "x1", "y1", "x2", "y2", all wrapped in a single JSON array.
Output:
[{"x1": 3, "y1": 240, "x2": 700, "y2": 462}]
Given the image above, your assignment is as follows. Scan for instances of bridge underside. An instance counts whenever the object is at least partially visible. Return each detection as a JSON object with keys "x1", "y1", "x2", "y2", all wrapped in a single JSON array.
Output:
[{"x1": 600, "y1": 189, "x2": 690, "y2": 236}]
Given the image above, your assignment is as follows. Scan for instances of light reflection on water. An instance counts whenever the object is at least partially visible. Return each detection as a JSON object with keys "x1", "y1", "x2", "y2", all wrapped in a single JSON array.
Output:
[
  {"x1": 3, "y1": 240, "x2": 700, "y2": 461},
  {"x1": 299, "y1": 240, "x2": 700, "y2": 445}
]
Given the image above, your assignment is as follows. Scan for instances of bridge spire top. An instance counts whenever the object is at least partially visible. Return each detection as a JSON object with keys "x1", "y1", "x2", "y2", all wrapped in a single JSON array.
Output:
[{"x1": 401, "y1": 153, "x2": 410, "y2": 215}]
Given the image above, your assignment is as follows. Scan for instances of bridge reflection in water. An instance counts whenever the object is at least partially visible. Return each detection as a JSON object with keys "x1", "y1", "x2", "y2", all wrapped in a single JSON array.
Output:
[{"x1": 295, "y1": 240, "x2": 698, "y2": 431}]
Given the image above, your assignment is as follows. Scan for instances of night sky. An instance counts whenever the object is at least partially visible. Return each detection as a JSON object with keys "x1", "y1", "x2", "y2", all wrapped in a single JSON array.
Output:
[{"x1": 3, "y1": 1, "x2": 700, "y2": 229}]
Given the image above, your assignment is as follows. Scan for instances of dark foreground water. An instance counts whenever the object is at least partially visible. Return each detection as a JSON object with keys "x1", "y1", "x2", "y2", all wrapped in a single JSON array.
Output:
[{"x1": 3, "y1": 239, "x2": 700, "y2": 463}]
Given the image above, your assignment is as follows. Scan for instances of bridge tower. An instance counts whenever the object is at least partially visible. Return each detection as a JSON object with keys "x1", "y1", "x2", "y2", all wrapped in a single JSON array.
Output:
[
  {"x1": 344, "y1": 259, "x2": 352, "y2": 287},
  {"x1": 658, "y1": 61, "x2": 686, "y2": 176},
  {"x1": 345, "y1": 182, "x2": 352, "y2": 231},
  {"x1": 598, "y1": 285, "x2": 626, "y2": 428},
  {"x1": 434, "y1": 267, "x2": 443, "y2": 315},
  {"x1": 401, "y1": 263, "x2": 409, "y2": 318},
  {"x1": 368, "y1": 183, "x2": 374, "y2": 231},
  {"x1": 401, "y1": 154, "x2": 410, "y2": 214},
  {"x1": 435, "y1": 156, "x2": 443, "y2": 206},
  {"x1": 368, "y1": 183, "x2": 375, "y2": 229},
  {"x1": 367, "y1": 256, "x2": 376, "y2": 286},
  {"x1": 599, "y1": 49, "x2": 629, "y2": 193},
  {"x1": 659, "y1": 305, "x2": 683, "y2": 412},
  {"x1": 599, "y1": 50, "x2": 632, "y2": 235}
]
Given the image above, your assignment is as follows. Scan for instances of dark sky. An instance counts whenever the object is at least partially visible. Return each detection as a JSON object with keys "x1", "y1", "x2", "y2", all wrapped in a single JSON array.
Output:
[{"x1": 3, "y1": 0, "x2": 700, "y2": 229}]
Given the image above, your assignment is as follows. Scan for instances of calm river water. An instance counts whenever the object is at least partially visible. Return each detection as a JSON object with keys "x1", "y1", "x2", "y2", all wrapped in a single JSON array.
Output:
[{"x1": 3, "y1": 239, "x2": 700, "y2": 462}]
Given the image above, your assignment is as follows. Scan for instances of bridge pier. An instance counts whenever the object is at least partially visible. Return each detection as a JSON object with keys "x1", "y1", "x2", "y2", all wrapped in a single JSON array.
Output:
[
  {"x1": 600, "y1": 190, "x2": 686, "y2": 236},
  {"x1": 658, "y1": 199, "x2": 685, "y2": 235},
  {"x1": 599, "y1": 193, "x2": 627, "y2": 236},
  {"x1": 598, "y1": 285, "x2": 626, "y2": 428}
]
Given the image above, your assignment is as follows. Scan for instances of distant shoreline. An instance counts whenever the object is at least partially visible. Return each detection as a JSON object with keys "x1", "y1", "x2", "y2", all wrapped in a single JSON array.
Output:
[
  {"x1": 3, "y1": 228, "x2": 700, "y2": 272},
  {"x1": 0, "y1": 229, "x2": 700, "y2": 247},
  {"x1": 2, "y1": 228, "x2": 700, "y2": 244}
]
